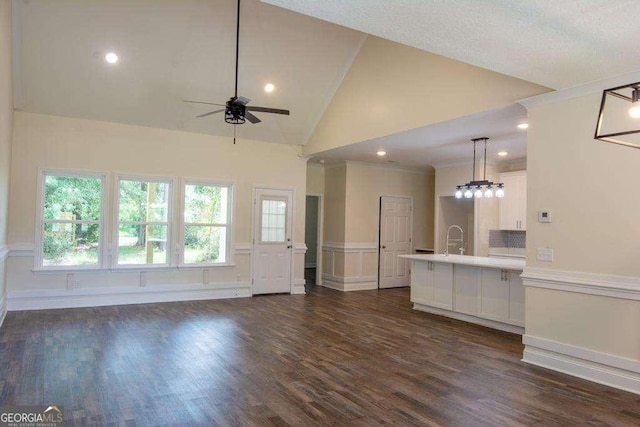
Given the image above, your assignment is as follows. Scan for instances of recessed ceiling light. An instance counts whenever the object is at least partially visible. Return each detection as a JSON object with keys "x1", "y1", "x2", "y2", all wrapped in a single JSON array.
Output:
[
  {"x1": 105, "y1": 52, "x2": 119, "y2": 64},
  {"x1": 376, "y1": 150, "x2": 386, "y2": 156},
  {"x1": 497, "y1": 151, "x2": 508, "y2": 157},
  {"x1": 517, "y1": 123, "x2": 529, "y2": 130},
  {"x1": 264, "y1": 83, "x2": 275, "y2": 93}
]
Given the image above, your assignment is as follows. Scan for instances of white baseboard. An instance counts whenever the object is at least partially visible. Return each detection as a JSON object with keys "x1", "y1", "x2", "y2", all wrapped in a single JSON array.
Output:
[
  {"x1": 321, "y1": 278, "x2": 377, "y2": 292},
  {"x1": 413, "y1": 303, "x2": 524, "y2": 335},
  {"x1": 292, "y1": 279, "x2": 306, "y2": 295},
  {"x1": 7, "y1": 282, "x2": 252, "y2": 311},
  {"x1": 523, "y1": 335, "x2": 640, "y2": 395},
  {"x1": 0, "y1": 294, "x2": 6, "y2": 328}
]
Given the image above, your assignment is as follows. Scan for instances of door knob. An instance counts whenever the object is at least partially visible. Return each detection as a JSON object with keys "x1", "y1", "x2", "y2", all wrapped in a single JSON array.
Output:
[
  {"x1": 381, "y1": 245, "x2": 386, "y2": 249},
  {"x1": 287, "y1": 245, "x2": 292, "y2": 249}
]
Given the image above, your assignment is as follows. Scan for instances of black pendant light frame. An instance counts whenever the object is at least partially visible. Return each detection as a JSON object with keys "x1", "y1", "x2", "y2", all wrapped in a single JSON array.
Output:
[{"x1": 455, "y1": 137, "x2": 504, "y2": 198}]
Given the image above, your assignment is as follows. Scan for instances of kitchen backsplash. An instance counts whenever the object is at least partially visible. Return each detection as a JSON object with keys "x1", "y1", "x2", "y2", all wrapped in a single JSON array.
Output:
[{"x1": 489, "y1": 230, "x2": 526, "y2": 248}]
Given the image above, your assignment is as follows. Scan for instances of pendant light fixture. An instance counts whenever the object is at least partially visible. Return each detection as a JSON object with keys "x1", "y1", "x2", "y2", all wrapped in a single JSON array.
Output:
[
  {"x1": 595, "y1": 81, "x2": 640, "y2": 149},
  {"x1": 455, "y1": 137, "x2": 504, "y2": 199}
]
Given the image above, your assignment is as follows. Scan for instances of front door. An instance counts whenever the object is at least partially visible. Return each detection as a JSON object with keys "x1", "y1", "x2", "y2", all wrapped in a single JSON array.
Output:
[
  {"x1": 252, "y1": 188, "x2": 293, "y2": 294},
  {"x1": 379, "y1": 196, "x2": 412, "y2": 288}
]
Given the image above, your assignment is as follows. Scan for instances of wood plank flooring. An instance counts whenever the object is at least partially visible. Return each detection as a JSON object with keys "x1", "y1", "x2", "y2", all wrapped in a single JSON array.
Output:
[{"x1": 0, "y1": 286, "x2": 639, "y2": 426}]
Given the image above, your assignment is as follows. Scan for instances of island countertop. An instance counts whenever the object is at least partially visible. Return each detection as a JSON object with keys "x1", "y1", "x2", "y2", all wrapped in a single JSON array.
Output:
[{"x1": 400, "y1": 254, "x2": 525, "y2": 270}]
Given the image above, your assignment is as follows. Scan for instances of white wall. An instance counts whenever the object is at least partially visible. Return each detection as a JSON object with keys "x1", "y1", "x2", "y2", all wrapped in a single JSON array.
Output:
[
  {"x1": 522, "y1": 88, "x2": 640, "y2": 394},
  {"x1": 0, "y1": 0, "x2": 13, "y2": 326},
  {"x1": 7, "y1": 112, "x2": 308, "y2": 308}
]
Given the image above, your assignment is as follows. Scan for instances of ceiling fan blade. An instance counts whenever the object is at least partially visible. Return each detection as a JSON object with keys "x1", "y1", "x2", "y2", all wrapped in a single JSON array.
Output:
[
  {"x1": 196, "y1": 109, "x2": 225, "y2": 118},
  {"x1": 235, "y1": 96, "x2": 251, "y2": 106},
  {"x1": 245, "y1": 111, "x2": 261, "y2": 124},
  {"x1": 247, "y1": 106, "x2": 290, "y2": 115},
  {"x1": 184, "y1": 100, "x2": 226, "y2": 107}
]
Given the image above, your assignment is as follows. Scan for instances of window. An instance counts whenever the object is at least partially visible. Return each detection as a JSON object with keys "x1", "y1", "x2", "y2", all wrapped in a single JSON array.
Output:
[
  {"x1": 116, "y1": 177, "x2": 172, "y2": 266},
  {"x1": 260, "y1": 198, "x2": 287, "y2": 243},
  {"x1": 38, "y1": 171, "x2": 105, "y2": 268},
  {"x1": 182, "y1": 182, "x2": 232, "y2": 264}
]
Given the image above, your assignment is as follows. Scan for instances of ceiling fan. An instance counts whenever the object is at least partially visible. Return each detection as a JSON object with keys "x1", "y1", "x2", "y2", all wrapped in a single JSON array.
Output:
[{"x1": 184, "y1": 0, "x2": 290, "y2": 144}]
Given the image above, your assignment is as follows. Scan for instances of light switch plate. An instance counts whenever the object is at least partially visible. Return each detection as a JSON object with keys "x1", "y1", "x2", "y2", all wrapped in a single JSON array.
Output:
[{"x1": 537, "y1": 248, "x2": 554, "y2": 262}]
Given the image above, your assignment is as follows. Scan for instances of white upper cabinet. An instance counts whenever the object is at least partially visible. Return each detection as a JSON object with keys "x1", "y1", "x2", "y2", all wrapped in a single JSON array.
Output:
[{"x1": 499, "y1": 171, "x2": 527, "y2": 231}]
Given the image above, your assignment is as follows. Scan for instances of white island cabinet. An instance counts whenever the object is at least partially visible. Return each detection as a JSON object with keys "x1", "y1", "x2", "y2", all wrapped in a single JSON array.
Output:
[{"x1": 402, "y1": 254, "x2": 525, "y2": 334}]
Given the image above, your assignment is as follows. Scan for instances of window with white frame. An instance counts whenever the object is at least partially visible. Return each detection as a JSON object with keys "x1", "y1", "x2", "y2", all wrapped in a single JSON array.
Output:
[
  {"x1": 39, "y1": 171, "x2": 105, "y2": 268},
  {"x1": 182, "y1": 182, "x2": 232, "y2": 264},
  {"x1": 117, "y1": 177, "x2": 172, "y2": 266}
]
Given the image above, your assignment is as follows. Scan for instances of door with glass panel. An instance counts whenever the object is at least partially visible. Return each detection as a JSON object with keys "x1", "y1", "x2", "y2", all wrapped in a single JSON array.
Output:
[{"x1": 252, "y1": 188, "x2": 293, "y2": 294}]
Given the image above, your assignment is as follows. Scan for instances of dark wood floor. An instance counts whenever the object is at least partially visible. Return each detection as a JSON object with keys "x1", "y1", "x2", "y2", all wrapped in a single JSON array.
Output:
[{"x1": 1, "y1": 286, "x2": 639, "y2": 426}]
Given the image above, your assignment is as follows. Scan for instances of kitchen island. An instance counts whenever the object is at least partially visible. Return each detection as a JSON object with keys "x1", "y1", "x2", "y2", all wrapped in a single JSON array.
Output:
[{"x1": 400, "y1": 254, "x2": 526, "y2": 334}]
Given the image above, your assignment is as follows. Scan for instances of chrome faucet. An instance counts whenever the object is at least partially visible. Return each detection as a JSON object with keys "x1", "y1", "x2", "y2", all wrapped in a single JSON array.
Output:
[{"x1": 445, "y1": 225, "x2": 464, "y2": 256}]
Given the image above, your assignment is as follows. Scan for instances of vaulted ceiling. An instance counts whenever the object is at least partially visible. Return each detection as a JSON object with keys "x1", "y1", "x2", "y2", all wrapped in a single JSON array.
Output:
[{"x1": 13, "y1": 0, "x2": 640, "y2": 168}]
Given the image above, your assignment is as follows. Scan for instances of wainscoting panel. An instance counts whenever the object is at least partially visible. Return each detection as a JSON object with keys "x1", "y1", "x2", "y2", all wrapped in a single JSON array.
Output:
[
  {"x1": 522, "y1": 267, "x2": 640, "y2": 395},
  {"x1": 321, "y1": 243, "x2": 378, "y2": 291}
]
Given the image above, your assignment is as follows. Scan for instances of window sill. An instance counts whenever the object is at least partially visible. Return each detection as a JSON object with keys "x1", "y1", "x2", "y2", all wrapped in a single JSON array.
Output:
[{"x1": 33, "y1": 264, "x2": 237, "y2": 274}]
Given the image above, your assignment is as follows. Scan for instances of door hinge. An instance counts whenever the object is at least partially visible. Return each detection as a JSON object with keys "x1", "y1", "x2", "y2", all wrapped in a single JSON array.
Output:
[{"x1": 251, "y1": 278, "x2": 254, "y2": 284}]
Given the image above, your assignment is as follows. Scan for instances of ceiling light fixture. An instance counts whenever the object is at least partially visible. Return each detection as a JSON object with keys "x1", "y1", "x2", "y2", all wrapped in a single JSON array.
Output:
[
  {"x1": 376, "y1": 150, "x2": 386, "y2": 156},
  {"x1": 105, "y1": 52, "x2": 119, "y2": 64},
  {"x1": 455, "y1": 137, "x2": 504, "y2": 200},
  {"x1": 497, "y1": 151, "x2": 508, "y2": 157},
  {"x1": 595, "y1": 81, "x2": 640, "y2": 148},
  {"x1": 517, "y1": 123, "x2": 529, "y2": 130},
  {"x1": 264, "y1": 83, "x2": 275, "y2": 93}
]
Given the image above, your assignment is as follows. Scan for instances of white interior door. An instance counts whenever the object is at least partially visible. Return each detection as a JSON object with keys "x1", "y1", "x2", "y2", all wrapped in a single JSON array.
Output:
[
  {"x1": 252, "y1": 188, "x2": 293, "y2": 295},
  {"x1": 379, "y1": 196, "x2": 412, "y2": 289}
]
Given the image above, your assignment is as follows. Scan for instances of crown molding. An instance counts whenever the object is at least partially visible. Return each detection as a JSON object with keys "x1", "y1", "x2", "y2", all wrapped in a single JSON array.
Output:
[{"x1": 517, "y1": 69, "x2": 640, "y2": 109}]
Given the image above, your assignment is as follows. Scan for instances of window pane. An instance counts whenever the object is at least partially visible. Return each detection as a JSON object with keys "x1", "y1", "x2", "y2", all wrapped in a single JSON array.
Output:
[
  {"x1": 119, "y1": 180, "x2": 169, "y2": 222},
  {"x1": 43, "y1": 222, "x2": 99, "y2": 266},
  {"x1": 261, "y1": 199, "x2": 286, "y2": 243},
  {"x1": 44, "y1": 175, "x2": 102, "y2": 221},
  {"x1": 183, "y1": 226, "x2": 226, "y2": 264},
  {"x1": 118, "y1": 225, "x2": 168, "y2": 264},
  {"x1": 184, "y1": 184, "x2": 228, "y2": 224}
]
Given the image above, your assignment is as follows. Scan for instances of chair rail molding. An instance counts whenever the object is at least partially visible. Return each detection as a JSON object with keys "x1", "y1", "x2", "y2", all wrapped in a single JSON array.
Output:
[{"x1": 521, "y1": 267, "x2": 640, "y2": 300}]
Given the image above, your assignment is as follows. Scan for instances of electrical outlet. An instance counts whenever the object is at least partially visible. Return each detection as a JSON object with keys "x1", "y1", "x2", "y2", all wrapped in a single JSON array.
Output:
[{"x1": 536, "y1": 247, "x2": 554, "y2": 262}]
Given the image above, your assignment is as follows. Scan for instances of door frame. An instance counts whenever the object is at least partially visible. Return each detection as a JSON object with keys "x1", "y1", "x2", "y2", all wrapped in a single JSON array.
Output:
[
  {"x1": 306, "y1": 193, "x2": 323, "y2": 287},
  {"x1": 378, "y1": 195, "x2": 414, "y2": 289},
  {"x1": 251, "y1": 185, "x2": 296, "y2": 295}
]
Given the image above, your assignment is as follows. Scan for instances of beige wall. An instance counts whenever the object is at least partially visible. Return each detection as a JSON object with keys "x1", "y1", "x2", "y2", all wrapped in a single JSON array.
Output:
[
  {"x1": 434, "y1": 163, "x2": 501, "y2": 256},
  {"x1": 525, "y1": 92, "x2": 640, "y2": 367},
  {"x1": 322, "y1": 162, "x2": 435, "y2": 290},
  {"x1": 345, "y1": 162, "x2": 434, "y2": 247},
  {"x1": 0, "y1": 0, "x2": 13, "y2": 323},
  {"x1": 306, "y1": 163, "x2": 324, "y2": 194},
  {"x1": 304, "y1": 36, "x2": 550, "y2": 155},
  {"x1": 7, "y1": 112, "x2": 307, "y2": 294},
  {"x1": 527, "y1": 94, "x2": 640, "y2": 275},
  {"x1": 323, "y1": 164, "x2": 346, "y2": 244}
]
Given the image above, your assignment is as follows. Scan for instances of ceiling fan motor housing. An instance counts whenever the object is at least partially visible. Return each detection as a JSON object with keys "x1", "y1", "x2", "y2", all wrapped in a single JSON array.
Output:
[{"x1": 225, "y1": 98, "x2": 246, "y2": 124}]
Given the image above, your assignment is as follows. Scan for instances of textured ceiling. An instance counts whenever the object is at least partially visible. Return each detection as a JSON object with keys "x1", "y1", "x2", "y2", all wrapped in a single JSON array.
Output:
[
  {"x1": 262, "y1": 0, "x2": 640, "y2": 90},
  {"x1": 14, "y1": 0, "x2": 365, "y2": 145}
]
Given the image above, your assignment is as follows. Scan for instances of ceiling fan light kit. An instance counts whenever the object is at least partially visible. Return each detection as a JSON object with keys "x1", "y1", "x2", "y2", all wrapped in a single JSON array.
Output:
[
  {"x1": 455, "y1": 137, "x2": 504, "y2": 200},
  {"x1": 595, "y1": 81, "x2": 640, "y2": 149},
  {"x1": 183, "y1": 0, "x2": 290, "y2": 143}
]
